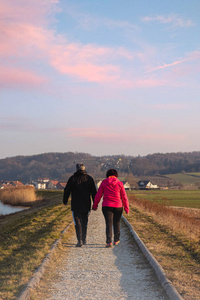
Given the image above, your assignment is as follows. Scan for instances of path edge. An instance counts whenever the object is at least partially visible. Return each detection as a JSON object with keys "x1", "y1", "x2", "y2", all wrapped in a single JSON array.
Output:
[
  {"x1": 16, "y1": 221, "x2": 73, "y2": 300},
  {"x1": 122, "y1": 215, "x2": 183, "y2": 300}
]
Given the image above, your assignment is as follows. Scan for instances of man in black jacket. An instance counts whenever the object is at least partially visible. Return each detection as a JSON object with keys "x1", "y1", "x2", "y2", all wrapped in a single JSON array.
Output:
[{"x1": 63, "y1": 163, "x2": 97, "y2": 247}]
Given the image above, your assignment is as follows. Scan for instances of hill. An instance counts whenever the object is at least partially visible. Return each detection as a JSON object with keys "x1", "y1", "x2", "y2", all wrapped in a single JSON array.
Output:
[
  {"x1": 0, "y1": 151, "x2": 200, "y2": 183},
  {"x1": 129, "y1": 152, "x2": 200, "y2": 176},
  {"x1": 0, "y1": 152, "x2": 132, "y2": 183},
  {"x1": 165, "y1": 172, "x2": 200, "y2": 186}
]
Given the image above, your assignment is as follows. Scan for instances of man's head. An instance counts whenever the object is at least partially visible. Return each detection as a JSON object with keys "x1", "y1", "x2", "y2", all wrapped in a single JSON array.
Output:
[{"x1": 76, "y1": 163, "x2": 86, "y2": 171}]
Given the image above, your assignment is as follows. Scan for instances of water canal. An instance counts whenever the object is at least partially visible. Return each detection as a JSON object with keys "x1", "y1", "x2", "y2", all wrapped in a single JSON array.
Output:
[{"x1": 0, "y1": 201, "x2": 28, "y2": 215}]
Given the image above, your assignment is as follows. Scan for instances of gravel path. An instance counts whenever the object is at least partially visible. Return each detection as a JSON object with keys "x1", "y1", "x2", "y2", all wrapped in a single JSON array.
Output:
[{"x1": 36, "y1": 208, "x2": 169, "y2": 300}]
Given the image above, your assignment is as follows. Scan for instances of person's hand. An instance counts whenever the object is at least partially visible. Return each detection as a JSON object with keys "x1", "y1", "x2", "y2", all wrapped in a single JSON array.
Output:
[{"x1": 92, "y1": 207, "x2": 97, "y2": 211}]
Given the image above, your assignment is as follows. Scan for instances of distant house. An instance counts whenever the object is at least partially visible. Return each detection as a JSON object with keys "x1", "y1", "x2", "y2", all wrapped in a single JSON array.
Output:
[
  {"x1": 38, "y1": 178, "x2": 49, "y2": 183},
  {"x1": 47, "y1": 180, "x2": 59, "y2": 189},
  {"x1": 0, "y1": 181, "x2": 10, "y2": 188},
  {"x1": 33, "y1": 181, "x2": 47, "y2": 189},
  {"x1": 10, "y1": 181, "x2": 24, "y2": 187},
  {"x1": 0, "y1": 184, "x2": 4, "y2": 189},
  {"x1": 0, "y1": 180, "x2": 24, "y2": 188},
  {"x1": 32, "y1": 178, "x2": 50, "y2": 189},
  {"x1": 56, "y1": 182, "x2": 67, "y2": 190},
  {"x1": 138, "y1": 180, "x2": 159, "y2": 190},
  {"x1": 122, "y1": 181, "x2": 131, "y2": 190}
]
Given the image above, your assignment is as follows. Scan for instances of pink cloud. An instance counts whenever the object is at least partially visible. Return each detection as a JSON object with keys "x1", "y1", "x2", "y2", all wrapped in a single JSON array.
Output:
[
  {"x1": 0, "y1": 67, "x2": 47, "y2": 88},
  {"x1": 1, "y1": 1, "x2": 198, "y2": 91},
  {"x1": 143, "y1": 51, "x2": 200, "y2": 88},
  {"x1": 0, "y1": 1, "x2": 57, "y2": 89},
  {"x1": 170, "y1": 52, "x2": 200, "y2": 78},
  {"x1": 0, "y1": 1, "x2": 140, "y2": 87},
  {"x1": 147, "y1": 51, "x2": 200, "y2": 75},
  {"x1": 0, "y1": 1, "x2": 127, "y2": 85},
  {"x1": 49, "y1": 43, "x2": 133, "y2": 83},
  {"x1": 62, "y1": 127, "x2": 186, "y2": 146},
  {"x1": 147, "y1": 59, "x2": 187, "y2": 73},
  {"x1": 0, "y1": 11, "x2": 123, "y2": 86},
  {"x1": 52, "y1": 62, "x2": 120, "y2": 83},
  {"x1": 0, "y1": 0, "x2": 58, "y2": 26},
  {"x1": 0, "y1": 21, "x2": 55, "y2": 60},
  {"x1": 66, "y1": 127, "x2": 129, "y2": 143}
]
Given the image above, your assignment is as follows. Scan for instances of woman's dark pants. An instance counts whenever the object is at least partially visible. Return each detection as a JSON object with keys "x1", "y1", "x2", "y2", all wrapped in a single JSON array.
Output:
[{"x1": 102, "y1": 206, "x2": 123, "y2": 244}]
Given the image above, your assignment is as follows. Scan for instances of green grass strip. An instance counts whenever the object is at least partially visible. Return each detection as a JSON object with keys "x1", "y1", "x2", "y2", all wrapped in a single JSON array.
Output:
[
  {"x1": 0, "y1": 192, "x2": 72, "y2": 300},
  {"x1": 129, "y1": 190, "x2": 200, "y2": 208}
]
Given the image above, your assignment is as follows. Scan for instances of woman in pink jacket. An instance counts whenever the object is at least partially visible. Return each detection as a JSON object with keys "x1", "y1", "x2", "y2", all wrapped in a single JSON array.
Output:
[{"x1": 92, "y1": 169, "x2": 129, "y2": 247}]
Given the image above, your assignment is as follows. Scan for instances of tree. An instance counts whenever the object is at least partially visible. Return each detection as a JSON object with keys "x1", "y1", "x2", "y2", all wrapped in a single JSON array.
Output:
[{"x1": 125, "y1": 173, "x2": 138, "y2": 189}]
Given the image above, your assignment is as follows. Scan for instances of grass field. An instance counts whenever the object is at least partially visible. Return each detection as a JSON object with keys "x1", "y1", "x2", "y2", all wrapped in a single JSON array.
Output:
[
  {"x1": 1, "y1": 188, "x2": 199, "y2": 299},
  {"x1": 166, "y1": 172, "x2": 200, "y2": 185},
  {"x1": 127, "y1": 189, "x2": 200, "y2": 299},
  {"x1": 0, "y1": 191, "x2": 72, "y2": 300},
  {"x1": 129, "y1": 189, "x2": 200, "y2": 208},
  {"x1": 36, "y1": 190, "x2": 64, "y2": 198},
  {"x1": 126, "y1": 200, "x2": 200, "y2": 299},
  {"x1": 186, "y1": 172, "x2": 200, "y2": 177}
]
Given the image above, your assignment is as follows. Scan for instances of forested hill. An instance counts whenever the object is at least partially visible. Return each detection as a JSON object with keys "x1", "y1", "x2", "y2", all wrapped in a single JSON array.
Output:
[
  {"x1": 130, "y1": 152, "x2": 200, "y2": 176},
  {"x1": 0, "y1": 151, "x2": 200, "y2": 183}
]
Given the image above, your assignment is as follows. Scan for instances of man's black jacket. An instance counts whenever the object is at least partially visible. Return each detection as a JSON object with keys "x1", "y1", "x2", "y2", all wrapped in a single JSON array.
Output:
[{"x1": 63, "y1": 170, "x2": 97, "y2": 212}]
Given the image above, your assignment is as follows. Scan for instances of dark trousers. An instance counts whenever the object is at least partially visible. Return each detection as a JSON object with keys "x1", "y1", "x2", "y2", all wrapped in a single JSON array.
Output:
[
  {"x1": 102, "y1": 206, "x2": 123, "y2": 244},
  {"x1": 72, "y1": 211, "x2": 90, "y2": 243}
]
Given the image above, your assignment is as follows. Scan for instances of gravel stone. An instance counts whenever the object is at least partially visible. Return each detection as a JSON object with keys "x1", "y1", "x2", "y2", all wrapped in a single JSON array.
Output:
[{"x1": 39, "y1": 209, "x2": 169, "y2": 299}]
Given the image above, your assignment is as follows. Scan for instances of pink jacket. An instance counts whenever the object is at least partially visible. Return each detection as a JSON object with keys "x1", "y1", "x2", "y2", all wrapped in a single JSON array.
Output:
[{"x1": 92, "y1": 176, "x2": 129, "y2": 214}]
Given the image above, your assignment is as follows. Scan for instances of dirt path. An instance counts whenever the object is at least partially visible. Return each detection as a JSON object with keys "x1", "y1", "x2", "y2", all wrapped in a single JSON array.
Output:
[{"x1": 33, "y1": 209, "x2": 169, "y2": 300}]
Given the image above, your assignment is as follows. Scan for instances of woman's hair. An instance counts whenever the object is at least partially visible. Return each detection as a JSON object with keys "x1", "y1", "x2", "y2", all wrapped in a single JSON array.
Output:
[{"x1": 106, "y1": 169, "x2": 118, "y2": 178}]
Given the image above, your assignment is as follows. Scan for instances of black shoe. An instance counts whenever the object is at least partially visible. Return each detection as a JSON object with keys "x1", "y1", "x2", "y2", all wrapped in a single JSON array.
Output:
[
  {"x1": 82, "y1": 240, "x2": 87, "y2": 245},
  {"x1": 76, "y1": 241, "x2": 83, "y2": 247}
]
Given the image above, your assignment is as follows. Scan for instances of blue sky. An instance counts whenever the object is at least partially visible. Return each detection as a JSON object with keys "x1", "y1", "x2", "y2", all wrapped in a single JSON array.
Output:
[{"x1": 0, "y1": 0, "x2": 200, "y2": 159}]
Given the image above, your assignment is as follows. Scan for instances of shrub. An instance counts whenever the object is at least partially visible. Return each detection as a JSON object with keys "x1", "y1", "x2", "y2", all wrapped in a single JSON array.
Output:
[{"x1": 0, "y1": 186, "x2": 36, "y2": 206}]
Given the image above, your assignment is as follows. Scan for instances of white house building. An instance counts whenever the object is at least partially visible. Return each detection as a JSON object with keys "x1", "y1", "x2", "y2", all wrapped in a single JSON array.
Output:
[{"x1": 138, "y1": 180, "x2": 159, "y2": 190}]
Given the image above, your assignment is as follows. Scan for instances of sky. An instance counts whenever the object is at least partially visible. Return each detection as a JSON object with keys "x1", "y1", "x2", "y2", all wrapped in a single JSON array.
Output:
[{"x1": 0, "y1": 0, "x2": 200, "y2": 159}]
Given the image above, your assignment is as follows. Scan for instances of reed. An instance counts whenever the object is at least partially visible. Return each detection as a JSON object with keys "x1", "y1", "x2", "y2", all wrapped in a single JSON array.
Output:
[
  {"x1": 128, "y1": 194, "x2": 200, "y2": 242},
  {"x1": 0, "y1": 186, "x2": 36, "y2": 206},
  {"x1": 126, "y1": 196, "x2": 200, "y2": 299}
]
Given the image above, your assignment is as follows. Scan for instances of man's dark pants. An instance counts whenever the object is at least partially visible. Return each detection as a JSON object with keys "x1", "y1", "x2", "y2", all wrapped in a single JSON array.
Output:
[{"x1": 72, "y1": 211, "x2": 90, "y2": 244}]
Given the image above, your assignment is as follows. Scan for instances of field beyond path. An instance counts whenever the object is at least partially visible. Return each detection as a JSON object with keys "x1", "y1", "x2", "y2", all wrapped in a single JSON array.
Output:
[{"x1": 33, "y1": 208, "x2": 168, "y2": 300}]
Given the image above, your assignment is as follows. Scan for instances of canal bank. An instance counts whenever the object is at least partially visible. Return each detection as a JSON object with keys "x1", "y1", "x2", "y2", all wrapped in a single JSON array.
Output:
[
  {"x1": 0, "y1": 195, "x2": 72, "y2": 300},
  {"x1": 0, "y1": 200, "x2": 29, "y2": 215}
]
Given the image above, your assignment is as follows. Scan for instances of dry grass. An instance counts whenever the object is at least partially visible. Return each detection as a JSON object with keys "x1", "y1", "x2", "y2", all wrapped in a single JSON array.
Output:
[
  {"x1": 126, "y1": 195, "x2": 200, "y2": 299},
  {"x1": 129, "y1": 194, "x2": 200, "y2": 244},
  {"x1": 0, "y1": 186, "x2": 36, "y2": 206},
  {"x1": 0, "y1": 193, "x2": 72, "y2": 300}
]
